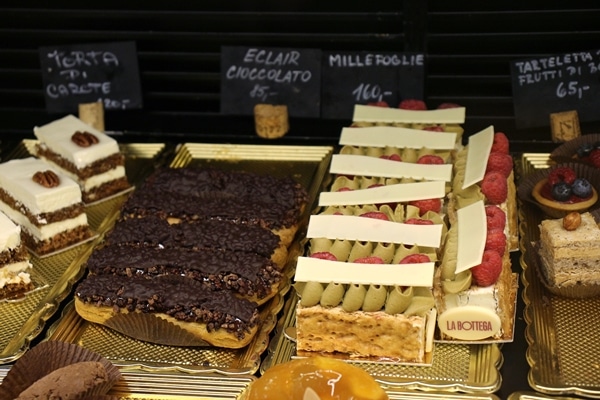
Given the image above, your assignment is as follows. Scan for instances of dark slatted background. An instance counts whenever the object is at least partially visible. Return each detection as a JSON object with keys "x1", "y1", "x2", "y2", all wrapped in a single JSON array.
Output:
[{"x1": 1, "y1": 1, "x2": 599, "y2": 151}]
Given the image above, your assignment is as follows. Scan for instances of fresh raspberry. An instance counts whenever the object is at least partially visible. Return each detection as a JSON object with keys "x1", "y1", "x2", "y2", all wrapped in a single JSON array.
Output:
[
  {"x1": 336, "y1": 187, "x2": 353, "y2": 192},
  {"x1": 404, "y1": 218, "x2": 434, "y2": 225},
  {"x1": 547, "y1": 166, "x2": 577, "y2": 186},
  {"x1": 423, "y1": 125, "x2": 444, "y2": 132},
  {"x1": 589, "y1": 149, "x2": 600, "y2": 168},
  {"x1": 368, "y1": 183, "x2": 384, "y2": 189},
  {"x1": 310, "y1": 252, "x2": 337, "y2": 261},
  {"x1": 471, "y1": 250, "x2": 503, "y2": 286},
  {"x1": 354, "y1": 256, "x2": 385, "y2": 264},
  {"x1": 398, "y1": 99, "x2": 427, "y2": 110},
  {"x1": 380, "y1": 153, "x2": 402, "y2": 161},
  {"x1": 491, "y1": 132, "x2": 510, "y2": 154},
  {"x1": 485, "y1": 229, "x2": 507, "y2": 257},
  {"x1": 481, "y1": 171, "x2": 508, "y2": 205},
  {"x1": 359, "y1": 211, "x2": 389, "y2": 221},
  {"x1": 367, "y1": 100, "x2": 389, "y2": 107},
  {"x1": 417, "y1": 154, "x2": 445, "y2": 165},
  {"x1": 486, "y1": 152, "x2": 513, "y2": 178},
  {"x1": 437, "y1": 102, "x2": 461, "y2": 109},
  {"x1": 399, "y1": 253, "x2": 431, "y2": 264},
  {"x1": 408, "y1": 198, "x2": 442, "y2": 216},
  {"x1": 485, "y1": 205, "x2": 506, "y2": 231}
]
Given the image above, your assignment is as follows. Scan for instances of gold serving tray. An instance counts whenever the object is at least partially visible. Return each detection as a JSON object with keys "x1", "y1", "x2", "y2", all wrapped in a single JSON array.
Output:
[
  {"x1": 519, "y1": 153, "x2": 600, "y2": 398},
  {"x1": 262, "y1": 287, "x2": 504, "y2": 395},
  {"x1": 45, "y1": 143, "x2": 334, "y2": 380},
  {"x1": 508, "y1": 392, "x2": 586, "y2": 400},
  {"x1": 0, "y1": 140, "x2": 168, "y2": 365}
]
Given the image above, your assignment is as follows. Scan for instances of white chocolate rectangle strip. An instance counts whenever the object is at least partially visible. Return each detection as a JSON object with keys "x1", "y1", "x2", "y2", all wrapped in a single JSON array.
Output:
[
  {"x1": 330, "y1": 154, "x2": 452, "y2": 182},
  {"x1": 339, "y1": 126, "x2": 457, "y2": 149},
  {"x1": 295, "y1": 256, "x2": 435, "y2": 287},
  {"x1": 352, "y1": 104, "x2": 465, "y2": 124},
  {"x1": 319, "y1": 181, "x2": 446, "y2": 206},
  {"x1": 462, "y1": 126, "x2": 494, "y2": 189},
  {"x1": 306, "y1": 214, "x2": 443, "y2": 248},
  {"x1": 456, "y1": 200, "x2": 486, "y2": 274}
]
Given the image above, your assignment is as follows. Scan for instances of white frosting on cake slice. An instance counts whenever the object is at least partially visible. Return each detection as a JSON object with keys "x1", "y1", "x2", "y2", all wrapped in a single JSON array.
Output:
[
  {"x1": 318, "y1": 181, "x2": 446, "y2": 206},
  {"x1": 0, "y1": 211, "x2": 32, "y2": 290},
  {"x1": 0, "y1": 211, "x2": 21, "y2": 251},
  {"x1": 34, "y1": 114, "x2": 120, "y2": 168},
  {"x1": 462, "y1": 126, "x2": 494, "y2": 189},
  {"x1": 339, "y1": 126, "x2": 457, "y2": 149},
  {"x1": 0, "y1": 158, "x2": 82, "y2": 214},
  {"x1": 330, "y1": 154, "x2": 452, "y2": 181},
  {"x1": 45, "y1": 163, "x2": 126, "y2": 192},
  {"x1": 295, "y1": 256, "x2": 434, "y2": 287},
  {"x1": 352, "y1": 104, "x2": 466, "y2": 124},
  {"x1": 306, "y1": 214, "x2": 443, "y2": 248}
]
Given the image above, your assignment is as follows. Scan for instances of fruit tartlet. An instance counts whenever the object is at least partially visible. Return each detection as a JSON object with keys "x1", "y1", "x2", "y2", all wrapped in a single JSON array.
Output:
[
  {"x1": 518, "y1": 163, "x2": 600, "y2": 219},
  {"x1": 550, "y1": 133, "x2": 600, "y2": 167}
]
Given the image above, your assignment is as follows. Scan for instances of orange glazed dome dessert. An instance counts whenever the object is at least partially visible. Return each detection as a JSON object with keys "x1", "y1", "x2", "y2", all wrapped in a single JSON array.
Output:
[
  {"x1": 242, "y1": 356, "x2": 388, "y2": 400},
  {"x1": 531, "y1": 166, "x2": 598, "y2": 218}
]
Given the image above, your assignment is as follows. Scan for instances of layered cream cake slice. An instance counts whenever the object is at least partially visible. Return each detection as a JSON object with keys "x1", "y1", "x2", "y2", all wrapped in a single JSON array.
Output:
[
  {"x1": 0, "y1": 157, "x2": 93, "y2": 255},
  {"x1": 0, "y1": 210, "x2": 33, "y2": 299},
  {"x1": 33, "y1": 114, "x2": 131, "y2": 204},
  {"x1": 294, "y1": 179, "x2": 447, "y2": 363},
  {"x1": 434, "y1": 200, "x2": 518, "y2": 342}
]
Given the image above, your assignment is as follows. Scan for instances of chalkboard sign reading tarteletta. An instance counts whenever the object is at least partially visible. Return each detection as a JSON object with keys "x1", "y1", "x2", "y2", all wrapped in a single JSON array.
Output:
[
  {"x1": 220, "y1": 46, "x2": 321, "y2": 118},
  {"x1": 510, "y1": 49, "x2": 600, "y2": 129},
  {"x1": 39, "y1": 41, "x2": 143, "y2": 114},
  {"x1": 321, "y1": 51, "x2": 425, "y2": 119}
]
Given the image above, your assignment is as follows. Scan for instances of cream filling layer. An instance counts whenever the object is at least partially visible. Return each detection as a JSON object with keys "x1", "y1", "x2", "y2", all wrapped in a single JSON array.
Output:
[
  {"x1": 0, "y1": 202, "x2": 88, "y2": 241},
  {"x1": 37, "y1": 157, "x2": 126, "y2": 192},
  {"x1": 0, "y1": 262, "x2": 32, "y2": 289}
]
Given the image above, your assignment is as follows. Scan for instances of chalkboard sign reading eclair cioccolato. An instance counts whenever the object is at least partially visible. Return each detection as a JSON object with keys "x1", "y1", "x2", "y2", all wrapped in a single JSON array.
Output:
[
  {"x1": 321, "y1": 51, "x2": 425, "y2": 120},
  {"x1": 39, "y1": 41, "x2": 143, "y2": 114},
  {"x1": 220, "y1": 46, "x2": 322, "y2": 118},
  {"x1": 510, "y1": 49, "x2": 600, "y2": 129}
]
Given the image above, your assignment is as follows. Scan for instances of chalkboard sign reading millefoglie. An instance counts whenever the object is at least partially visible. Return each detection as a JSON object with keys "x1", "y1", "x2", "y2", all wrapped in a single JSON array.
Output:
[
  {"x1": 321, "y1": 51, "x2": 425, "y2": 119},
  {"x1": 220, "y1": 46, "x2": 321, "y2": 118},
  {"x1": 39, "y1": 41, "x2": 143, "y2": 114},
  {"x1": 510, "y1": 49, "x2": 600, "y2": 129}
]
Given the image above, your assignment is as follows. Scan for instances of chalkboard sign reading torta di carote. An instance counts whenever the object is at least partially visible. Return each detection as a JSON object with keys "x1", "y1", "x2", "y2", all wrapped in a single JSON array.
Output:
[
  {"x1": 510, "y1": 49, "x2": 600, "y2": 129},
  {"x1": 322, "y1": 51, "x2": 425, "y2": 120},
  {"x1": 220, "y1": 46, "x2": 321, "y2": 118},
  {"x1": 39, "y1": 41, "x2": 143, "y2": 114}
]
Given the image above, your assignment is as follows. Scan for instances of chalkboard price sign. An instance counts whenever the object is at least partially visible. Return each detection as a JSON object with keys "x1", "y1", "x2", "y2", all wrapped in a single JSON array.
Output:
[
  {"x1": 321, "y1": 51, "x2": 425, "y2": 119},
  {"x1": 220, "y1": 46, "x2": 322, "y2": 118},
  {"x1": 39, "y1": 41, "x2": 143, "y2": 114},
  {"x1": 510, "y1": 49, "x2": 600, "y2": 129}
]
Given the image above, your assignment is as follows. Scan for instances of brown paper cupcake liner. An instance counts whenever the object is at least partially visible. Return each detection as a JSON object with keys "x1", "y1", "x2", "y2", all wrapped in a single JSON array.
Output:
[
  {"x1": 529, "y1": 240, "x2": 600, "y2": 299},
  {"x1": 550, "y1": 133, "x2": 600, "y2": 165},
  {"x1": 0, "y1": 340, "x2": 121, "y2": 399},
  {"x1": 103, "y1": 311, "x2": 212, "y2": 347},
  {"x1": 518, "y1": 162, "x2": 600, "y2": 218}
]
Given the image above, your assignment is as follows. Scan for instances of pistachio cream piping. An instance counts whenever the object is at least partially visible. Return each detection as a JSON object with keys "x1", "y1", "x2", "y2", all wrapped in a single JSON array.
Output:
[
  {"x1": 320, "y1": 282, "x2": 346, "y2": 307},
  {"x1": 439, "y1": 225, "x2": 473, "y2": 293},
  {"x1": 342, "y1": 284, "x2": 367, "y2": 312},
  {"x1": 403, "y1": 287, "x2": 435, "y2": 316},
  {"x1": 298, "y1": 281, "x2": 324, "y2": 307},
  {"x1": 384, "y1": 286, "x2": 413, "y2": 314},
  {"x1": 362, "y1": 285, "x2": 388, "y2": 312}
]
